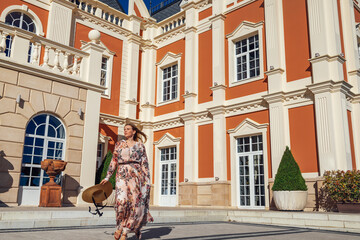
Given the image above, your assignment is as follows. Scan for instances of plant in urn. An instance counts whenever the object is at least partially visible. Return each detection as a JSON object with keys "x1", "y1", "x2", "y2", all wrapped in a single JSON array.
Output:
[{"x1": 39, "y1": 159, "x2": 67, "y2": 207}]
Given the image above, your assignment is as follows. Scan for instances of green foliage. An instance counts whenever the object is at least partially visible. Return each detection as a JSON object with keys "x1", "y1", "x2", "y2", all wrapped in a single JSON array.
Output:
[
  {"x1": 95, "y1": 150, "x2": 116, "y2": 189},
  {"x1": 323, "y1": 170, "x2": 360, "y2": 203},
  {"x1": 272, "y1": 146, "x2": 308, "y2": 191}
]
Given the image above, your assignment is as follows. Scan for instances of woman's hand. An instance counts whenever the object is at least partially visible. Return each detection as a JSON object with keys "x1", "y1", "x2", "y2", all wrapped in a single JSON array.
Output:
[{"x1": 100, "y1": 179, "x2": 108, "y2": 185}]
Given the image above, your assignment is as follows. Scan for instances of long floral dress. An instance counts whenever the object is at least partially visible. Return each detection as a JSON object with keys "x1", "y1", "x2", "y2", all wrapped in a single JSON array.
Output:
[{"x1": 105, "y1": 140, "x2": 153, "y2": 234}]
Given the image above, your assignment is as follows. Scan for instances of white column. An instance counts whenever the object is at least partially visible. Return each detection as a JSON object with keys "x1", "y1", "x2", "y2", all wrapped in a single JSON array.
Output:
[
  {"x1": 210, "y1": 14, "x2": 226, "y2": 88},
  {"x1": 264, "y1": 93, "x2": 290, "y2": 176},
  {"x1": 78, "y1": 34, "x2": 106, "y2": 204},
  {"x1": 125, "y1": 36, "x2": 141, "y2": 119},
  {"x1": 307, "y1": 0, "x2": 344, "y2": 83},
  {"x1": 208, "y1": 106, "x2": 227, "y2": 181},
  {"x1": 47, "y1": 0, "x2": 75, "y2": 45},
  {"x1": 142, "y1": 123, "x2": 154, "y2": 182},
  {"x1": 339, "y1": 0, "x2": 360, "y2": 94},
  {"x1": 264, "y1": 0, "x2": 286, "y2": 93},
  {"x1": 309, "y1": 81, "x2": 353, "y2": 173},
  {"x1": 180, "y1": 113, "x2": 196, "y2": 182}
]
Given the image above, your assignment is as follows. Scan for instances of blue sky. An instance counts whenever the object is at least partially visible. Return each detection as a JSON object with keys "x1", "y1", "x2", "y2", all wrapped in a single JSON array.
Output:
[{"x1": 118, "y1": 0, "x2": 166, "y2": 13}]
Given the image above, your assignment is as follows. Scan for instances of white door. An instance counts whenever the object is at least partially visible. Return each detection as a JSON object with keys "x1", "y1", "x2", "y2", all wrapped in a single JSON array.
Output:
[
  {"x1": 18, "y1": 114, "x2": 66, "y2": 206},
  {"x1": 237, "y1": 135, "x2": 265, "y2": 209},
  {"x1": 159, "y1": 147, "x2": 177, "y2": 206}
]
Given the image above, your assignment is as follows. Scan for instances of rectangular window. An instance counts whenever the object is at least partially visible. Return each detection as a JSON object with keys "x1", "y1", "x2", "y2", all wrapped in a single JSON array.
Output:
[
  {"x1": 162, "y1": 64, "x2": 178, "y2": 102},
  {"x1": 100, "y1": 57, "x2": 108, "y2": 89},
  {"x1": 235, "y1": 35, "x2": 260, "y2": 81}
]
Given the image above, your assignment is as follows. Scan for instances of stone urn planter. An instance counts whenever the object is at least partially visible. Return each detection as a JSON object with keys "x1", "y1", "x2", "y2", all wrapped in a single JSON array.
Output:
[
  {"x1": 273, "y1": 191, "x2": 308, "y2": 211},
  {"x1": 272, "y1": 147, "x2": 308, "y2": 211}
]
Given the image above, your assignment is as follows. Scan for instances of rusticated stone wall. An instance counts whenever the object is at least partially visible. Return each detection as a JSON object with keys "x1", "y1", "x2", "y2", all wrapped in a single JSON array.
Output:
[{"x1": 0, "y1": 67, "x2": 87, "y2": 206}]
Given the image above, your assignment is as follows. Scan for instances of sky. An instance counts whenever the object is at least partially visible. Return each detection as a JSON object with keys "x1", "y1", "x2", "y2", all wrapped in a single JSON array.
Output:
[{"x1": 118, "y1": 0, "x2": 167, "y2": 13}]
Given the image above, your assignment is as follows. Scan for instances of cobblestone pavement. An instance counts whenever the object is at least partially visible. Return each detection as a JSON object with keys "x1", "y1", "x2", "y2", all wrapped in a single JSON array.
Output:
[{"x1": 1, "y1": 222, "x2": 360, "y2": 240}]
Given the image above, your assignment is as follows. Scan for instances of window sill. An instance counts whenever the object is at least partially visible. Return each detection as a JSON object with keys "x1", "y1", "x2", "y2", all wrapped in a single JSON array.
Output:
[
  {"x1": 229, "y1": 74, "x2": 264, "y2": 88},
  {"x1": 157, "y1": 98, "x2": 179, "y2": 107}
]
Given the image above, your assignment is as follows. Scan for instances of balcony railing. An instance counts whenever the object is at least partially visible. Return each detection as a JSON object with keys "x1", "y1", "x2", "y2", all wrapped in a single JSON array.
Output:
[{"x1": 0, "y1": 23, "x2": 88, "y2": 77}]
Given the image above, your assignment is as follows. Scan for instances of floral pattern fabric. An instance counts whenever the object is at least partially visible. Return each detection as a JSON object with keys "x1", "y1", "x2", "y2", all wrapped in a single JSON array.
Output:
[{"x1": 105, "y1": 140, "x2": 153, "y2": 233}]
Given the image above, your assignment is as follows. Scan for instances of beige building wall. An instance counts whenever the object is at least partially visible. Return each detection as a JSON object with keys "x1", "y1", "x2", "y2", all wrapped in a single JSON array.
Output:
[{"x1": 0, "y1": 66, "x2": 87, "y2": 206}]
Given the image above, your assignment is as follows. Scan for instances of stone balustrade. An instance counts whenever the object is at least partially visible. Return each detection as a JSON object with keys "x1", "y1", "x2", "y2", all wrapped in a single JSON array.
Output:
[
  {"x1": 0, "y1": 22, "x2": 88, "y2": 77},
  {"x1": 158, "y1": 11, "x2": 186, "y2": 34},
  {"x1": 67, "y1": 0, "x2": 127, "y2": 28}
]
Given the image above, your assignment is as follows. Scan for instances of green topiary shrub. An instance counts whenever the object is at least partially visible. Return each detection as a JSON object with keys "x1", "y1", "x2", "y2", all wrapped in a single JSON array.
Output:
[
  {"x1": 272, "y1": 146, "x2": 307, "y2": 191},
  {"x1": 95, "y1": 150, "x2": 116, "y2": 189}
]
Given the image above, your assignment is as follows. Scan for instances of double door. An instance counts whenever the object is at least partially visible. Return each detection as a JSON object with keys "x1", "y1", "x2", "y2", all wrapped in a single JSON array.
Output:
[{"x1": 159, "y1": 147, "x2": 177, "y2": 206}]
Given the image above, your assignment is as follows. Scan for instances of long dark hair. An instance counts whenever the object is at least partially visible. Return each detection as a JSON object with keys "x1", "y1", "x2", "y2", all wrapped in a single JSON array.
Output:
[{"x1": 126, "y1": 122, "x2": 147, "y2": 143}]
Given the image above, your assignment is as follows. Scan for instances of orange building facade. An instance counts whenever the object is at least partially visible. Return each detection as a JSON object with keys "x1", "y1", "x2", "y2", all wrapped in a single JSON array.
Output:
[{"x1": 0, "y1": 0, "x2": 360, "y2": 209}]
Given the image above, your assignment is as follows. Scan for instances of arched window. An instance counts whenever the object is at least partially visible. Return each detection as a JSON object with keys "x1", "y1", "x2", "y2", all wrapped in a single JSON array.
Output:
[
  {"x1": 19, "y1": 114, "x2": 66, "y2": 205},
  {"x1": 4, "y1": 11, "x2": 36, "y2": 61}
]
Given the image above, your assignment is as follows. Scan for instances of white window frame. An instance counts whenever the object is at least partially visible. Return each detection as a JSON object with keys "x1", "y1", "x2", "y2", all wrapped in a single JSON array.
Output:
[
  {"x1": 153, "y1": 132, "x2": 181, "y2": 206},
  {"x1": 226, "y1": 21, "x2": 264, "y2": 87},
  {"x1": 228, "y1": 118, "x2": 269, "y2": 209},
  {"x1": 156, "y1": 52, "x2": 182, "y2": 106},
  {"x1": 100, "y1": 51, "x2": 114, "y2": 98}
]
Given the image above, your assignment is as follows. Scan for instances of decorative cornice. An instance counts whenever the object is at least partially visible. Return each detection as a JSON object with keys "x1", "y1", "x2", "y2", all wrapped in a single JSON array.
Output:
[
  {"x1": 179, "y1": 112, "x2": 196, "y2": 121},
  {"x1": 183, "y1": 26, "x2": 198, "y2": 34},
  {"x1": 140, "y1": 103, "x2": 156, "y2": 109},
  {"x1": 348, "y1": 69, "x2": 360, "y2": 77},
  {"x1": 225, "y1": 99, "x2": 267, "y2": 115},
  {"x1": 153, "y1": 117, "x2": 184, "y2": 130},
  {"x1": 99, "y1": 113, "x2": 126, "y2": 126},
  {"x1": 309, "y1": 54, "x2": 346, "y2": 64}
]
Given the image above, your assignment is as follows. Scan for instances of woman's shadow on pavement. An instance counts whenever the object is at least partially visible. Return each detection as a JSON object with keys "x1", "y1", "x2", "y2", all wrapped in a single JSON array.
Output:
[{"x1": 126, "y1": 227, "x2": 173, "y2": 239}]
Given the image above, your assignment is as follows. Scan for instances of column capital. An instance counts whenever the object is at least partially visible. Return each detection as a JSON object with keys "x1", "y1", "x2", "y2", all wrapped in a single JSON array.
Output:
[
  {"x1": 208, "y1": 105, "x2": 226, "y2": 115},
  {"x1": 183, "y1": 26, "x2": 197, "y2": 34},
  {"x1": 182, "y1": 92, "x2": 197, "y2": 99},
  {"x1": 125, "y1": 99, "x2": 139, "y2": 106},
  {"x1": 307, "y1": 80, "x2": 352, "y2": 95},
  {"x1": 263, "y1": 92, "x2": 285, "y2": 104},
  {"x1": 180, "y1": 112, "x2": 196, "y2": 122},
  {"x1": 309, "y1": 54, "x2": 346, "y2": 64},
  {"x1": 264, "y1": 68, "x2": 285, "y2": 76},
  {"x1": 210, "y1": 84, "x2": 227, "y2": 91},
  {"x1": 209, "y1": 14, "x2": 226, "y2": 22},
  {"x1": 140, "y1": 103, "x2": 156, "y2": 108}
]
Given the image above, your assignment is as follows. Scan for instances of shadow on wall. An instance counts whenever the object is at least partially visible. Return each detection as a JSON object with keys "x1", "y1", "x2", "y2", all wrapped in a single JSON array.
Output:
[
  {"x1": 62, "y1": 174, "x2": 80, "y2": 207},
  {"x1": 0, "y1": 150, "x2": 14, "y2": 207}
]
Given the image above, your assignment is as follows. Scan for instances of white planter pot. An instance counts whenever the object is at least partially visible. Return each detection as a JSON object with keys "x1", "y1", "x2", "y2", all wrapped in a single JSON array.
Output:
[{"x1": 273, "y1": 191, "x2": 308, "y2": 211}]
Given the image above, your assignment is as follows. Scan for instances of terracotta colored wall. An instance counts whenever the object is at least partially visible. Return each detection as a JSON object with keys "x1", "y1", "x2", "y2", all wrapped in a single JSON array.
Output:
[
  {"x1": 153, "y1": 127, "x2": 185, "y2": 184},
  {"x1": 347, "y1": 111, "x2": 357, "y2": 170},
  {"x1": 337, "y1": 0, "x2": 348, "y2": 82},
  {"x1": 288, "y1": 105, "x2": 319, "y2": 173},
  {"x1": 99, "y1": 124, "x2": 118, "y2": 153},
  {"x1": 155, "y1": 39, "x2": 186, "y2": 116},
  {"x1": 198, "y1": 30, "x2": 213, "y2": 104},
  {"x1": 74, "y1": 23, "x2": 123, "y2": 116},
  {"x1": 355, "y1": 6, "x2": 360, "y2": 22},
  {"x1": 226, "y1": 110, "x2": 271, "y2": 179},
  {"x1": 199, "y1": 7, "x2": 212, "y2": 21},
  {"x1": 0, "y1": 0, "x2": 49, "y2": 36},
  {"x1": 198, "y1": 124, "x2": 214, "y2": 178},
  {"x1": 134, "y1": 3, "x2": 142, "y2": 18},
  {"x1": 224, "y1": 0, "x2": 267, "y2": 100},
  {"x1": 283, "y1": 0, "x2": 311, "y2": 82}
]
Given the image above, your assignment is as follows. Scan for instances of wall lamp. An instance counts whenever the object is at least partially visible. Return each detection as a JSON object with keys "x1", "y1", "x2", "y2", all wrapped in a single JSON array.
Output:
[
  {"x1": 315, "y1": 53, "x2": 320, "y2": 57},
  {"x1": 16, "y1": 94, "x2": 21, "y2": 104},
  {"x1": 78, "y1": 107, "x2": 82, "y2": 117}
]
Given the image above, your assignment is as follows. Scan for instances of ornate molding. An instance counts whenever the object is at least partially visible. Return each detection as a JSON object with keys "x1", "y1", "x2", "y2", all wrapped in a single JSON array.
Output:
[
  {"x1": 153, "y1": 117, "x2": 184, "y2": 130},
  {"x1": 99, "y1": 113, "x2": 126, "y2": 126},
  {"x1": 154, "y1": 26, "x2": 185, "y2": 44}
]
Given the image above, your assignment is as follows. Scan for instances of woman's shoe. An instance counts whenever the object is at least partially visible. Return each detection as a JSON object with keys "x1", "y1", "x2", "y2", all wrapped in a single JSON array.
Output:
[
  {"x1": 135, "y1": 230, "x2": 142, "y2": 240},
  {"x1": 114, "y1": 230, "x2": 122, "y2": 240},
  {"x1": 120, "y1": 233, "x2": 127, "y2": 240}
]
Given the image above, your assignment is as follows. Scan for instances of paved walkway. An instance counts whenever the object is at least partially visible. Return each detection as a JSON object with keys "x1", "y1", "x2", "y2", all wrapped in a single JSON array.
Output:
[{"x1": 1, "y1": 222, "x2": 360, "y2": 240}]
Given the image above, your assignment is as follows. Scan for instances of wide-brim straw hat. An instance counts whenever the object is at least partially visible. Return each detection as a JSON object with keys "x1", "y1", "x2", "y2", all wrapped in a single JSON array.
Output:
[{"x1": 82, "y1": 181, "x2": 113, "y2": 204}]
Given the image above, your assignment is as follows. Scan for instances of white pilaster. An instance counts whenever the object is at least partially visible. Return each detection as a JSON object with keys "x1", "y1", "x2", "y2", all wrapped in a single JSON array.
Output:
[
  {"x1": 10, "y1": 32, "x2": 31, "y2": 63},
  {"x1": 308, "y1": 81, "x2": 353, "y2": 173},
  {"x1": 339, "y1": 0, "x2": 360, "y2": 94},
  {"x1": 78, "y1": 36, "x2": 106, "y2": 204},
  {"x1": 210, "y1": 14, "x2": 226, "y2": 87},
  {"x1": 180, "y1": 113, "x2": 196, "y2": 182},
  {"x1": 47, "y1": 0, "x2": 75, "y2": 45},
  {"x1": 307, "y1": 0, "x2": 344, "y2": 83},
  {"x1": 264, "y1": 0, "x2": 286, "y2": 93},
  {"x1": 264, "y1": 93, "x2": 290, "y2": 176},
  {"x1": 208, "y1": 106, "x2": 227, "y2": 181}
]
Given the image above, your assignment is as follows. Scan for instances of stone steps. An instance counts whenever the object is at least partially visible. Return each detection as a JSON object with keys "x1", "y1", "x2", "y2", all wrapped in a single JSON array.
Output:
[{"x1": 0, "y1": 207, "x2": 359, "y2": 233}]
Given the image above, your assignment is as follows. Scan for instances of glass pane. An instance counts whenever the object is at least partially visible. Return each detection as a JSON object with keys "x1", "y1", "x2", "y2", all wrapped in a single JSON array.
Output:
[
  {"x1": 33, "y1": 156, "x2": 42, "y2": 165},
  {"x1": 32, "y1": 167, "x2": 41, "y2": 177},
  {"x1": 36, "y1": 124, "x2": 46, "y2": 136},
  {"x1": 21, "y1": 167, "x2": 31, "y2": 175},
  {"x1": 26, "y1": 120, "x2": 36, "y2": 134},
  {"x1": 33, "y1": 115, "x2": 46, "y2": 125},
  {"x1": 19, "y1": 176, "x2": 29, "y2": 186},
  {"x1": 35, "y1": 138, "x2": 44, "y2": 147},
  {"x1": 47, "y1": 126, "x2": 56, "y2": 137},
  {"x1": 30, "y1": 177, "x2": 40, "y2": 186},
  {"x1": 24, "y1": 137, "x2": 34, "y2": 146}
]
